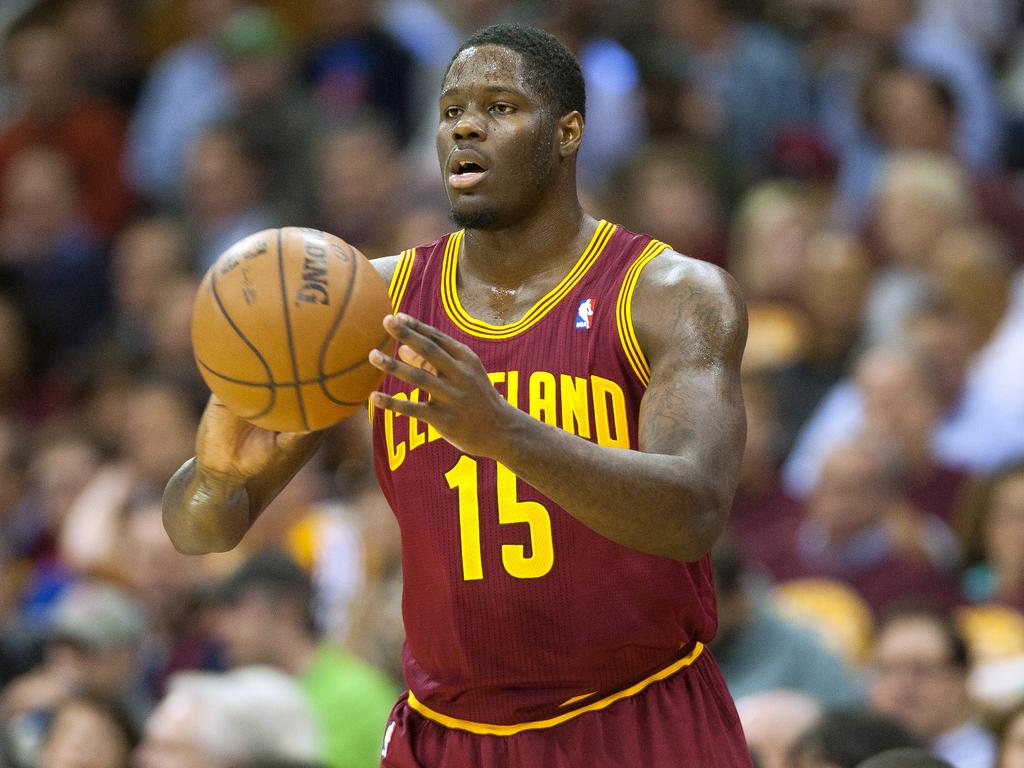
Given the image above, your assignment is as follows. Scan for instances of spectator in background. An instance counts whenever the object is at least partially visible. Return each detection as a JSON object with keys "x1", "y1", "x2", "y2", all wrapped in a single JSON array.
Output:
[
  {"x1": 787, "y1": 221, "x2": 1024, "y2": 494},
  {"x1": 729, "y1": 180, "x2": 818, "y2": 303},
  {"x1": 0, "y1": 22, "x2": 132, "y2": 239},
  {"x1": 960, "y1": 464, "x2": 1024, "y2": 612},
  {"x1": 125, "y1": 0, "x2": 242, "y2": 206},
  {"x1": 211, "y1": 551, "x2": 397, "y2": 768},
  {"x1": 99, "y1": 217, "x2": 188, "y2": 371},
  {"x1": 5, "y1": 427, "x2": 101, "y2": 577},
  {"x1": 0, "y1": 581, "x2": 149, "y2": 766},
  {"x1": 303, "y1": 0, "x2": 416, "y2": 146},
  {"x1": 791, "y1": 710, "x2": 922, "y2": 768},
  {"x1": 857, "y1": 345, "x2": 967, "y2": 528},
  {"x1": 711, "y1": 537, "x2": 861, "y2": 706},
  {"x1": 0, "y1": 146, "x2": 111, "y2": 363},
  {"x1": 60, "y1": 380, "x2": 197, "y2": 575},
  {"x1": 653, "y1": 0, "x2": 812, "y2": 181},
  {"x1": 816, "y1": 0, "x2": 1001, "y2": 180},
  {"x1": 38, "y1": 692, "x2": 138, "y2": 768},
  {"x1": 219, "y1": 6, "x2": 321, "y2": 225},
  {"x1": 855, "y1": 748, "x2": 954, "y2": 768},
  {"x1": 117, "y1": 497, "x2": 223, "y2": 700},
  {"x1": 613, "y1": 141, "x2": 727, "y2": 267},
  {"x1": 766, "y1": 437, "x2": 960, "y2": 614},
  {"x1": 57, "y1": 0, "x2": 146, "y2": 110},
  {"x1": 770, "y1": 232, "x2": 872, "y2": 449},
  {"x1": 839, "y1": 61, "x2": 1024, "y2": 254},
  {"x1": 737, "y1": 689, "x2": 823, "y2": 768},
  {"x1": 135, "y1": 667, "x2": 323, "y2": 768},
  {"x1": 863, "y1": 151, "x2": 971, "y2": 347},
  {"x1": 867, "y1": 606, "x2": 997, "y2": 768},
  {"x1": 183, "y1": 122, "x2": 274, "y2": 272},
  {"x1": 313, "y1": 117, "x2": 429, "y2": 257}
]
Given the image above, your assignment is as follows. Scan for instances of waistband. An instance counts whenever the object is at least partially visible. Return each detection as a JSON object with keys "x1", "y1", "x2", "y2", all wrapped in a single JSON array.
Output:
[{"x1": 406, "y1": 641, "x2": 705, "y2": 736}]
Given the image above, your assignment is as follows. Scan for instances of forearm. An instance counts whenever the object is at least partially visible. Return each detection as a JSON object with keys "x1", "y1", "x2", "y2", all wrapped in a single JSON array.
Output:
[
  {"x1": 491, "y1": 409, "x2": 731, "y2": 562},
  {"x1": 162, "y1": 459, "x2": 254, "y2": 555}
]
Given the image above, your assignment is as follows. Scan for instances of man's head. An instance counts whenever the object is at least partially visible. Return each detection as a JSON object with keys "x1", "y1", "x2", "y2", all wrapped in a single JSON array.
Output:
[
  {"x1": 212, "y1": 550, "x2": 316, "y2": 668},
  {"x1": 855, "y1": 748, "x2": 953, "y2": 768},
  {"x1": 135, "y1": 667, "x2": 321, "y2": 768},
  {"x1": 867, "y1": 606, "x2": 972, "y2": 741},
  {"x1": 437, "y1": 24, "x2": 585, "y2": 230},
  {"x1": 810, "y1": 438, "x2": 901, "y2": 546},
  {"x1": 737, "y1": 689, "x2": 822, "y2": 768},
  {"x1": 855, "y1": 345, "x2": 944, "y2": 462},
  {"x1": 791, "y1": 709, "x2": 921, "y2": 768}
]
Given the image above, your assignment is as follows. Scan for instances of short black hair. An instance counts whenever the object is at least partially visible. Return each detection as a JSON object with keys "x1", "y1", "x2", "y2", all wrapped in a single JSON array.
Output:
[
  {"x1": 855, "y1": 747, "x2": 954, "y2": 768},
  {"x1": 792, "y1": 710, "x2": 923, "y2": 768},
  {"x1": 445, "y1": 23, "x2": 586, "y2": 120},
  {"x1": 215, "y1": 549, "x2": 317, "y2": 633}
]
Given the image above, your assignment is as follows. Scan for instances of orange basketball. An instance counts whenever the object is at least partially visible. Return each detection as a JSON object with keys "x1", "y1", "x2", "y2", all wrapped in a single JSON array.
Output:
[{"x1": 191, "y1": 227, "x2": 392, "y2": 432}]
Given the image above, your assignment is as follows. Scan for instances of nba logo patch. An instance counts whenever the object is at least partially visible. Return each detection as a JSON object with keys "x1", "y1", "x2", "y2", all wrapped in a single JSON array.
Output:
[{"x1": 575, "y1": 298, "x2": 594, "y2": 330}]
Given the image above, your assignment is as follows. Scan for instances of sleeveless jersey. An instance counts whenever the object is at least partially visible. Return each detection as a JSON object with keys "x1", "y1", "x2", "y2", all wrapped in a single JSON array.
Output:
[{"x1": 371, "y1": 221, "x2": 718, "y2": 727}]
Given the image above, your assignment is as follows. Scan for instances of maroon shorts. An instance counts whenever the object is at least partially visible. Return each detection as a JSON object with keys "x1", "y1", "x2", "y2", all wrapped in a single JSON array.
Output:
[{"x1": 379, "y1": 648, "x2": 753, "y2": 768}]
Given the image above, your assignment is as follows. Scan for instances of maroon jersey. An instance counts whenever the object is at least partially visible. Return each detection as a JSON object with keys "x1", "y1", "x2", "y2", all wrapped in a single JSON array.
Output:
[{"x1": 371, "y1": 221, "x2": 718, "y2": 728}]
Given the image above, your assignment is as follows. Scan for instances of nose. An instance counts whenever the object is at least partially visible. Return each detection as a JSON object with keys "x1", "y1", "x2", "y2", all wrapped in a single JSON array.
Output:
[{"x1": 452, "y1": 110, "x2": 486, "y2": 141}]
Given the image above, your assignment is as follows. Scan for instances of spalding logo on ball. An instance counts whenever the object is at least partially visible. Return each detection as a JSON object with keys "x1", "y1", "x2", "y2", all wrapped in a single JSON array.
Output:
[{"x1": 192, "y1": 227, "x2": 393, "y2": 432}]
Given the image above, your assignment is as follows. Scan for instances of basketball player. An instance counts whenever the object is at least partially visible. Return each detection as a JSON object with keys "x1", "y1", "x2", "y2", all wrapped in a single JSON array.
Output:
[{"x1": 164, "y1": 24, "x2": 750, "y2": 767}]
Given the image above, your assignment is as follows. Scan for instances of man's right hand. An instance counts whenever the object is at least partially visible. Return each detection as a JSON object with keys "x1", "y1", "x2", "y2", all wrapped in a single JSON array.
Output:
[
  {"x1": 164, "y1": 396, "x2": 324, "y2": 554},
  {"x1": 196, "y1": 395, "x2": 312, "y2": 483}
]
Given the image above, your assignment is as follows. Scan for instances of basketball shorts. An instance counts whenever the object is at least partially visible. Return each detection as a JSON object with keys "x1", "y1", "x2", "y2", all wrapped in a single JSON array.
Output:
[{"x1": 379, "y1": 646, "x2": 753, "y2": 768}]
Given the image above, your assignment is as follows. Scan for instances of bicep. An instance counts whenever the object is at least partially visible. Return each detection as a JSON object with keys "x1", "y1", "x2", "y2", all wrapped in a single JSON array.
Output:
[{"x1": 633, "y1": 255, "x2": 747, "y2": 465}]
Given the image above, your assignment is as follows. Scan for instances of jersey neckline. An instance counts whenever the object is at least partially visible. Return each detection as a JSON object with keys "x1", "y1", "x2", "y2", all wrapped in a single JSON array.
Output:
[{"x1": 440, "y1": 220, "x2": 616, "y2": 339}]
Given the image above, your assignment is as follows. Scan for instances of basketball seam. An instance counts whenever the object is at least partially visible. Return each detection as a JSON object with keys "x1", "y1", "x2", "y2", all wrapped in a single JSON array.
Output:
[
  {"x1": 278, "y1": 228, "x2": 311, "y2": 431},
  {"x1": 209, "y1": 271, "x2": 277, "y2": 420},
  {"x1": 197, "y1": 361, "x2": 369, "y2": 406},
  {"x1": 196, "y1": 340, "x2": 387, "y2": 388}
]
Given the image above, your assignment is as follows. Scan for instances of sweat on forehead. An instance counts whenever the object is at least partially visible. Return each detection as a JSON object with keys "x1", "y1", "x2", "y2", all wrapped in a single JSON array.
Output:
[{"x1": 443, "y1": 45, "x2": 527, "y2": 90}]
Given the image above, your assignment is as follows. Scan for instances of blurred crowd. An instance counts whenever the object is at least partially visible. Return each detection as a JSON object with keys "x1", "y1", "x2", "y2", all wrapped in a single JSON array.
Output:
[{"x1": 0, "y1": 0, "x2": 1023, "y2": 766}]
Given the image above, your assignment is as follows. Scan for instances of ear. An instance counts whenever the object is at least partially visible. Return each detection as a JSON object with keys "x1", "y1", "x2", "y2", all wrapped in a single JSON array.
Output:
[{"x1": 556, "y1": 111, "x2": 584, "y2": 158}]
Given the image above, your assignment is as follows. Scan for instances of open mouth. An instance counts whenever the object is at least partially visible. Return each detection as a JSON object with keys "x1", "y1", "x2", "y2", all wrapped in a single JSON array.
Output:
[{"x1": 449, "y1": 155, "x2": 489, "y2": 189}]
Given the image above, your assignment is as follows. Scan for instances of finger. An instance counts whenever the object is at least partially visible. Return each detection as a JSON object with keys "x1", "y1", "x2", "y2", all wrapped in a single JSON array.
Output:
[
  {"x1": 397, "y1": 344, "x2": 439, "y2": 376},
  {"x1": 276, "y1": 430, "x2": 315, "y2": 451},
  {"x1": 369, "y1": 391, "x2": 437, "y2": 421},
  {"x1": 369, "y1": 349, "x2": 454, "y2": 395},
  {"x1": 394, "y1": 313, "x2": 475, "y2": 360},
  {"x1": 382, "y1": 315, "x2": 457, "y2": 376}
]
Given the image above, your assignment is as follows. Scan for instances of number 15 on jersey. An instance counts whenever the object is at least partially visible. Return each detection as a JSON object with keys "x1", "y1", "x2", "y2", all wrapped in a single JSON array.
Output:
[{"x1": 445, "y1": 457, "x2": 555, "y2": 581}]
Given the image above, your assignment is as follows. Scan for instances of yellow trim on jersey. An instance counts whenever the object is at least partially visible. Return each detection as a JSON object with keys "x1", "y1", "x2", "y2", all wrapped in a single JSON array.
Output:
[
  {"x1": 615, "y1": 239, "x2": 670, "y2": 387},
  {"x1": 388, "y1": 248, "x2": 416, "y2": 312},
  {"x1": 440, "y1": 221, "x2": 616, "y2": 339},
  {"x1": 406, "y1": 642, "x2": 704, "y2": 736}
]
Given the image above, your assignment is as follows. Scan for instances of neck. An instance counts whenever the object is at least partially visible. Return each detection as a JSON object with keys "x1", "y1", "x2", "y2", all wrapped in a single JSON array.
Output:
[{"x1": 460, "y1": 195, "x2": 590, "y2": 291}]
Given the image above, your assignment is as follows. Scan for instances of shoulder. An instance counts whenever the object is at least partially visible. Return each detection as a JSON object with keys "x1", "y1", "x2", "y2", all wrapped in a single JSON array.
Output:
[
  {"x1": 631, "y1": 248, "x2": 747, "y2": 368},
  {"x1": 372, "y1": 254, "x2": 402, "y2": 286}
]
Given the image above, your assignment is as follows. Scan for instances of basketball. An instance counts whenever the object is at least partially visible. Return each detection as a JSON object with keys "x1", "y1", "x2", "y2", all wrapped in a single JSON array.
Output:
[{"x1": 191, "y1": 227, "x2": 392, "y2": 432}]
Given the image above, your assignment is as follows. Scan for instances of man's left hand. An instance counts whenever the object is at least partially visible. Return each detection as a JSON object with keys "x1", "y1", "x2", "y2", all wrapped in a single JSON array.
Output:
[{"x1": 367, "y1": 313, "x2": 518, "y2": 458}]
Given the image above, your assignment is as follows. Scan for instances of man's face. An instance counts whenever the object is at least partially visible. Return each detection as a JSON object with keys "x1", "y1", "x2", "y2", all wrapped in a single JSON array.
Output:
[
  {"x1": 810, "y1": 446, "x2": 888, "y2": 545},
  {"x1": 436, "y1": 45, "x2": 558, "y2": 230},
  {"x1": 868, "y1": 616, "x2": 967, "y2": 739},
  {"x1": 212, "y1": 591, "x2": 279, "y2": 668}
]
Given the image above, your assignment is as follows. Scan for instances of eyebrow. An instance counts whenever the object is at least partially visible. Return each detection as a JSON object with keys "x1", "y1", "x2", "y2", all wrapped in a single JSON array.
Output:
[{"x1": 440, "y1": 84, "x2": 526, "y2": 100}]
